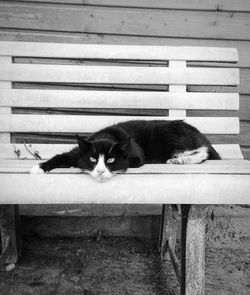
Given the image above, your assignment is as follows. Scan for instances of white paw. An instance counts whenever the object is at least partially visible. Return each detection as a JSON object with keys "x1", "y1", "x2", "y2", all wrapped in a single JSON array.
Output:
[
  {"x1": 30, "y1": 164, "x2": 44, "y2": 174},
  {"x1": 167, "y1": 158, "x2": 185, "y2": 164}
]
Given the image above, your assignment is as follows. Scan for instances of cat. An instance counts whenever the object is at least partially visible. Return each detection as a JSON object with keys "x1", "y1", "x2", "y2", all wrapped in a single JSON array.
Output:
[{"x1": 30, "y1": 120, "x2": 221, "y2": 182}]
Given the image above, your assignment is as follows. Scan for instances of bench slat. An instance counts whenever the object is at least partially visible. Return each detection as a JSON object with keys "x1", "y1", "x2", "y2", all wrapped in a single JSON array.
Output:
[
  {"x1": 0, "y1": 160, "x2": 249, "y2": 174},
  {"x1": 0, "y1": 115, "x2": 239, "y2": 134},
  {"x1": 0, "y1": 41, "x2": 239, "y2": 62},
  {"x1": 0, "y1": 144, "x2": 243, "y2": 160},
  {"x1": 213, "y1": 144, "x2": 243, "y2": 159},
  {"x1": 0, "y1": 90, "x2": 239, "y2": 110},
  {"x1": 0, "y1": 64, "x2": 239, "y2": 85},
  {"x1": 0, "y1": 172, "x2": 249, "y2": 204}
]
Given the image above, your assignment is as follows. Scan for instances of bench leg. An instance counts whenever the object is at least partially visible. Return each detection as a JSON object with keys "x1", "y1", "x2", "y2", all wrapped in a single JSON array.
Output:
[
  {"x1": 159, "y1": 204, "x2": 181, "y2": 283},
  {"x1": 0, "y1": 205, "x2": 22, "y2": 269},
  {"x1": 181, "y1": 205, "x2": 211, "y2": 295}
]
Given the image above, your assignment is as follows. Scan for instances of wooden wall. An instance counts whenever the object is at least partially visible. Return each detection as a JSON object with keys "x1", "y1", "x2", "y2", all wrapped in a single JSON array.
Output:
[{"x1": 0, "y1": 0, "x2": 250, "y2": 220}]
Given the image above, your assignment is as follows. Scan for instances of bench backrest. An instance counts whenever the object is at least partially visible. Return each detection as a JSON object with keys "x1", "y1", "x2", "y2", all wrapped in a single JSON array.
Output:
[{"x1": 0, "y1": 41, "x2": 241, "y2": 160}]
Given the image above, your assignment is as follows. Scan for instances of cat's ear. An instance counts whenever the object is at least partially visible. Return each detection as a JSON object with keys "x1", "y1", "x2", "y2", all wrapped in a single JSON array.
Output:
[
  {"x1": 120, "y1": 137, "x2": 130, "y2": 153},
  {"x1": 110, "y1": 137, "x2": 130, "y2": 157},
  {"x1": 76, "y1": 135, "x2": 94, "y2": 153}
]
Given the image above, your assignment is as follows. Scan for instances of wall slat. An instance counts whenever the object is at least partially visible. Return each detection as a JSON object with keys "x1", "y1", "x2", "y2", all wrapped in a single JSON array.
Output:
[
  {"x1": 0, "y1": 3, "x2": 250, "y2": 40},
  {"x1": 11, "y1": 0, "x2": 250, "y2": 13}
]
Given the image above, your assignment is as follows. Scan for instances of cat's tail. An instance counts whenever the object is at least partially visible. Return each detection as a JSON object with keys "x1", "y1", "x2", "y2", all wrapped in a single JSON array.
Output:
[{"x1": 208, "y1": 145, "x2": 221, "y2": 160}]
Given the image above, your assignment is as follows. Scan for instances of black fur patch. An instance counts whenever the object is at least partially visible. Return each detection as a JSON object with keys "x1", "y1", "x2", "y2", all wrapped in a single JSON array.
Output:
[{"x1": 39, "y1": 120, "x2": 220, "y2": 173}]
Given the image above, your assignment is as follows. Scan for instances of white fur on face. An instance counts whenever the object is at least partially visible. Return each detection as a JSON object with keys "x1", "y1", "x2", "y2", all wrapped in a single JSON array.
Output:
[
  {"x1": 167, "y1": 146, "x2": 209, "y2": 164},
  {"x1": 90, "y1": 154, "x2": 113, "y2": 182}
]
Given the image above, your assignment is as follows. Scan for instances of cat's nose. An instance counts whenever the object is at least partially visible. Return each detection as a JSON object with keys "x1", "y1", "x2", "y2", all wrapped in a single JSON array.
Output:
[{"x1": 97, "y1": 168, "x2": 105, "y2": 175}]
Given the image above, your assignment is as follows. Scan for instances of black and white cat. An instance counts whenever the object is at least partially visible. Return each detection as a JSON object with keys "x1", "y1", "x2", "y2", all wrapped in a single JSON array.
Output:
[{"x1": 30, "y1": 120, "x2": 220, "y2": 182}]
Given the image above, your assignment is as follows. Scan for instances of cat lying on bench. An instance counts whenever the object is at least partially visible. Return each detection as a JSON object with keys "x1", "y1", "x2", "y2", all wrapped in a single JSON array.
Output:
[{"x1": 30, "y1": 120, "x2": 220, "y2": 182}]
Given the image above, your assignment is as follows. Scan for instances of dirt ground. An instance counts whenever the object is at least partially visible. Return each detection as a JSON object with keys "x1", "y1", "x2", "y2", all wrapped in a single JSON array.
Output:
[
  {"x1": 0, "y1": 237, "x2": 179, "y2": 295},
  {"x1": 0, "y1": 235, "x2": 249, "y2": 295},
  {"x1": 0, "y1": 206, "x2": 249, "y2": 295}
]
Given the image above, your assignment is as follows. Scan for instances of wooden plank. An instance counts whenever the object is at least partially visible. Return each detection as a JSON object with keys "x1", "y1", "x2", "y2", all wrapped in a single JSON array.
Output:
[
  {"x1": 0, "y1": 41, "x2": 238, "y2": 62},
  {"x1": 189, "y1": 69, "x2": 249, "y2": 95},
  {"x1": 238, "y1": 122, "x2": 250, "y2": 146},
  {"x1": 169, "y1": 61, "x2": 187, "y2": 117},
  {"x1": 0, "y1": 3, "x2": 250, "y2": 41},
  {"x1": 19, "y1": 204, "x2": 162, "y2": 217},
  {"x1": 1, "y1": 159, "x2": 248, "y2": 168},
  {"x1": 213, "y1": 144, "x2": 243, "y2": 159},
  {"x1": 0, "y1": 31, "x2": 249, "y2": 68},
  {"x1": 0, "y1": 64, "x2": 239, "y2": 85},
  {"x1": 0, "y1": 115, "x2": 240, "y2": 134},
  {"x1": 0, "y1": 173, "x2": 249, "y2": 204},
  {"x1": 11, "y1": 132, "x2": 242, "y2": 145},
  {"x1": 0, "y1": 57, "x2": 12, "y2": 144},
  {"x1": 0, "y1": 144, "x2": 76, "y2": 160},
  {"x1": 240, "y1": 95, "x2": 250, "y2": 121},
  {"x1": 185, "y1": 205, "x2": 208, "y2": 295},
  {"x1": 9, "y1": 0, "x2": 250, "y2": 13},
  {"x1": 241, "y1": 147, "x2": 250, "y2": 160},
  {"x1": 0, "y1": 205, "x2": 21, "y2": 266},
  {"x1": 0, "y1": 90, "x2": 239, "y2": 110},
  {"x1": 18, "y1": 203, "x2": 250, "y2": 217},
  {"x1": 0, "y1": 144, "x2": 243, "y2": 160},
  {"x1": 1, "y1": 160, "x2": 249, "y2": 174}
]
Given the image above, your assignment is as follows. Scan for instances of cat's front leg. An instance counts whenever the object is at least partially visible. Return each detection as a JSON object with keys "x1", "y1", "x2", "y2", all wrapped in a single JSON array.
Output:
[
  {"x1": 128, "y1": 156, "x2": 145, "y2": 168},
  {"x1": 30, "y1": 151, "x2": 78, "y2": 174}
]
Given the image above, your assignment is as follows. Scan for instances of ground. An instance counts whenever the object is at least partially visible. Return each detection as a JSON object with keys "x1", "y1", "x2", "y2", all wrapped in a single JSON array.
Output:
[
  {"x1": 0, "y1": 237, "x2": 178, "y2": 295},
  {"x1": 0, "y1": 206, "x2": 249, "y2": 295},
  {"x1": 0, "y1": 232, "x2": 249, "y2": 295}
]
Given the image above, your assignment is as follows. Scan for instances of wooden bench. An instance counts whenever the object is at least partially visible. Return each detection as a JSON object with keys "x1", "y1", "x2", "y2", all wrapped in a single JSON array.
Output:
[{"x1": 0, "y1": 41, "x2": 250, "y2": 294}]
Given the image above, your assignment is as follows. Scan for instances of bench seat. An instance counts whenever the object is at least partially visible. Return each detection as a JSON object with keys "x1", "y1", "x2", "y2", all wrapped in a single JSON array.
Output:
[
  {"x1": 0, "y1": 160, "x2": 249, "y2": 205},
  {"x1": 0, "y1": 41, "x2": 248, "y2": 295}
]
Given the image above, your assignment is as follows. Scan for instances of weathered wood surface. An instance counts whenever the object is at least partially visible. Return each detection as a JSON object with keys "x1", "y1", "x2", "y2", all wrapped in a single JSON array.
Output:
[
  {"x1": 159, "y1": 205, "x2": 179, "y2": 272},
  {"x1": 0, "y1": 144, "x2": 243, "y2": 160},
  {"x1": 0, "y1": 205, "x2": 21, "y2": 265},
  {"x1": 0, "y1": 58, "x2": 12, "y2": 144},
  {"x1": 1, "y1": 30, "x2": 250, "y2": 68},
  {"x1": 184, "y1": 205, "x2": 211, "y2": 295},
  {"x1": 189, "y1": 69, "x2": 250, "y2": 95},
  {"x1": 8, "y1": 0, "x2": 250, "y2": 12},
  {"x1": 0, "y1": 41, "x2": 238, "y2": 62},
  {"x1": 0, "y1": 89, "x2": 239, "y2": 110},
  {"x1": 0, "y1": 173, "x2": 250, "y2": 204},
  {"x1": 0, "y1": 0, "x2": 249, "y2": 229},
  {"x1": 168, "y1": 61, "x2": 187, "y2": 117},
  {"x1": 1, "y1": 159, "x2": 249, "y2": 174},
  {"x1": 0, "y1": 114, "x2": 240, "y2": 134},
  {"x1": 0, "y1": 22, "x2": 249, "y2": 151},
  {"x1": 0, "y1": 64, "x2": 239, "y2": 85},
  {"x1": 0, "y1": 3, "x2": 250, "y2": 40}
]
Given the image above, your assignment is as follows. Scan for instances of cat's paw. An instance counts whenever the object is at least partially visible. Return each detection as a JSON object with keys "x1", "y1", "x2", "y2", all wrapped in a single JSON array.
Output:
[
  {"x1": 30, "y1": 164, "x2": 45, "y2": 174},
  {"x1": 167, "y1": 158, "x2": 185, "y2": 164}
]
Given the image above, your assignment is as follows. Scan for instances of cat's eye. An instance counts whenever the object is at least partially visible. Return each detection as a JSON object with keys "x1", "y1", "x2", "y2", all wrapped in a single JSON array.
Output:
[
  {"x1": 89, "y1": 157, "x2": 97, "y2": 163},
  {"x1": 107, "y1": 158, "x2": 115, "y2": 164}
]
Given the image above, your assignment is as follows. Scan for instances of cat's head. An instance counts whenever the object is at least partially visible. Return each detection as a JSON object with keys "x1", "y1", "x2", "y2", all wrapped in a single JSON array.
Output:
[{"x1": 76, "y1": 135, "x2": 130, "y2": 182}]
